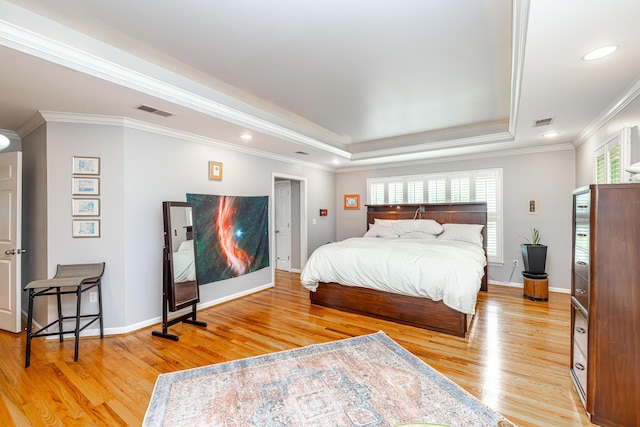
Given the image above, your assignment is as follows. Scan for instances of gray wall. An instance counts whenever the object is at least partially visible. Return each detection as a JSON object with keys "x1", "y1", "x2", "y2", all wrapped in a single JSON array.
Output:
[
  {"x1": 21, "y1": 117, "x2": 336, "y2": 334},
  {"x1": 335, "y1": 149, "x2": 576, "y2": 291}
]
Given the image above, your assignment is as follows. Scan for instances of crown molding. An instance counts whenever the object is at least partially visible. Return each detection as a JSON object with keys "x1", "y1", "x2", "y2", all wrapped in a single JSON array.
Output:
[
  {"x1": 31, "y1": 111, "x2": 334, "y2": 172},
  {"x1": 336, "y1": 142, "x2": 574, "y2": 173},
  {"x1": 350, "y1": 131, "x2": 514, "y2": 161},
  {"x1": 573, "y1": 76, "x2": 640, "y2": 147},
  {"x1": 509, "y1": 0, "x2": 530, "y2": 136},
  {"x1": 0, "y1": 18, "x2": 350, "y2": 159}
]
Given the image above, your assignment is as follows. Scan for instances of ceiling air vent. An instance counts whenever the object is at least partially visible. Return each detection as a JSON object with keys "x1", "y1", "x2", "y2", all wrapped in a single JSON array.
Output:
[
  {"x1": 533, "y1": 117, "x2": 554, "y2": 127},
  {"x1": 136, "y1": 105, "x2": 173, "y2": 117},
  {"x1": 295, "y1": 151, "x2": 310, "y2": 155}
]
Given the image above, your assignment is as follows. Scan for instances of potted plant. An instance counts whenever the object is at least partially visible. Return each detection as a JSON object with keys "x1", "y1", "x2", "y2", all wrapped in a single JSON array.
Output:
[{"x1": 520, "y1": 227, "x2": 547, "y2": 274}]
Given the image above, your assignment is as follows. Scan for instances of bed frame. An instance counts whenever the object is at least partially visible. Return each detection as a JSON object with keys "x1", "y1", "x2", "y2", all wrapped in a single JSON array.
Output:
[{"x1": 310, "y1": 202, "x2": 488, "y2": 337}]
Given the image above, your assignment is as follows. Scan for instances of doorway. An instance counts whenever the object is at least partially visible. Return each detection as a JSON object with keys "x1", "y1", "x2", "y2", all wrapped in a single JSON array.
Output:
[{"x1": 272, "y1": 174, "x2": 307, "y2": 275}]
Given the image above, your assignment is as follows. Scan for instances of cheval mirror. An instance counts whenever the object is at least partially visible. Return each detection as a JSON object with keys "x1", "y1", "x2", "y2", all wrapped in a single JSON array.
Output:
[{"x1": 152, "y1": 201, "x2": 207, "y2": 341}]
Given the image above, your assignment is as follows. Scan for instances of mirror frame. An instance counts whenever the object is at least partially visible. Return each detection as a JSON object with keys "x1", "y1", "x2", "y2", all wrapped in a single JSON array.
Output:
[{"x1": 163, "y1": 201, "x2": 200, "y2": 311}]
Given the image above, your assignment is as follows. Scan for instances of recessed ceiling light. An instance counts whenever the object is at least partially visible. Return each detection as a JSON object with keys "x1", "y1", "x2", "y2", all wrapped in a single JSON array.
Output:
[
  {"x1": 240, "y1": 133, "x2": 252, "y2": 140},
  {"x1": 543, "y1": 131, "x2": 560, "y2": 138},
  {"x1": 582, "y1": 45, "x2": 618, "y2": 61}
]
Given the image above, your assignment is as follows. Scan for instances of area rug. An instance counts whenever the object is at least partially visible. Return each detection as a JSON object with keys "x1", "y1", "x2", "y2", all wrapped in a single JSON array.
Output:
[{"x1": 144, "y1": 331, "x2": 515, "y2": 427}]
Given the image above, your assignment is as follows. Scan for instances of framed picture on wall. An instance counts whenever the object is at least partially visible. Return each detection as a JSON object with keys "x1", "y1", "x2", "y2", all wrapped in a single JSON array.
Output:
[
  {"x1": 72, "y1": 177, "x2": 100, "y2": 195},
  {"x1": 72, "y1": 198, "x2": 100, "y2": 216},
  {"x1": 72, "y1": 219, "x2": 100, "y2": 238},
  {"x1": 344, "y1": 194, "x2": 360, "y2": 209},
  {"x1": 72, "y1": 156, "x2": 100, "y2": 175},
  {"x1": 209, "y1": 161, "x2": 223, "y2": 181}
]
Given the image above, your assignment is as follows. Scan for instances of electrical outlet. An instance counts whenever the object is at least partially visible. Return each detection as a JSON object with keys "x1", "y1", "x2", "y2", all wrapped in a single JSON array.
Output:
[
  {"x1": 89, "y1": 292, "x2": 98, "y2": 303},
  {"x1": 512, "y1": 259, "x2": 519, "y2": 267}
]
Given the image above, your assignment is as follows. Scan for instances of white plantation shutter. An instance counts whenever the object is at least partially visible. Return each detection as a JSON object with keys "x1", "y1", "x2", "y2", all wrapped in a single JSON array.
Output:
[
  {"x1": 369, "y1": 182, "x2": 385, "y2": 204},
  {"x1": 388, "y1": 182, "x2": 403, "y2": 203},
  {"x1": 594, "y1": 128, "x2": 631, "y2": 184},
  {"x1": 407, "y1": 181, "x2": 424, "y2": 203},
  {"x1": 366, "y1": 168, "x2": 503, "y2": 263},
  {"x1": 451, "y1": 177, "x2": 470, "y2": 202},
  {"x1": 427, "y1": 179, "x2": 446, "y2": 203}
]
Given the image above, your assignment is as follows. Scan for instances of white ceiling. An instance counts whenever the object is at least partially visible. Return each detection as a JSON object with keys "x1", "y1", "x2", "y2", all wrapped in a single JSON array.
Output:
[{"x1": 1, "y1": 0, "x2": 639, "y2": 169}]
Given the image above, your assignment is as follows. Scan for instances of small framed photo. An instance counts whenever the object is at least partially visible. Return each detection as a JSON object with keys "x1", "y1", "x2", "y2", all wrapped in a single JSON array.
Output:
[
  {"x1": 72, "y1": 177, "x2": 100, "y2": 195},
  {"x1": 72, "y1": 156, "x2": 100, "y2": 175},
  {"x1": 527, "y1": 199, "x2": 539, "y2": 215},
  {"x1": 209, "y1": 161, "x2": 223, "y2": 181},
  {"x1": 344, "y1": 194, "x2": 360, "y2": 210},
  {"x1": 72, "y1": 198, "x2": 100, "y2": 216},
  {"x1": 72, "y1": 219, "x2": 100, "y2": 238}
]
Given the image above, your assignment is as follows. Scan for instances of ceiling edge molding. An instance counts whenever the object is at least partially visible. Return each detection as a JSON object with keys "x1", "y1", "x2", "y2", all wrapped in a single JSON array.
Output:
[
  {"x1": 336, "y1": 143, "x2": 574, "y2": 174},
  {"x1": 15, "y1": 111, "x2": 46, "y2": 137},
  {"x1": 573, "y1": 75, "x2": 640, "y2": 147},
  {"x1": 35, "y1": 111, "x2": 334, "y2": 172},
  {"x1": 350, "y1": 131, "x2": 514, "y2": 161},
  {"x1": 0, "y1": 18, "x2": 350, "y2": 159},
  {"x1": 509, "y1": 0, "x2": 530, "y2": 135}
]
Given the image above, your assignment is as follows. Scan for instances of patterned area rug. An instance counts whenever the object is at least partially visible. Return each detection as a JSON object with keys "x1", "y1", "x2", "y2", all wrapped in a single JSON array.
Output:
[{"x1": 144, "y1": 332, "x2": 515, "y2": 427}]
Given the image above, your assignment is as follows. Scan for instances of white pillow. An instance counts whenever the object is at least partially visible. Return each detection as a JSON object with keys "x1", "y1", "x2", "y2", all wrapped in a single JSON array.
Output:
[
  {"x1": 391, "y1": 219, "x2": 443, "y2": 236},
  {"x1": 398, "y1": 231, "x2": 437, "y2": 239},
  {"x1": 364, "y1": 225, "x2": 398, "y2": 238},
  {"x1": 374, "y1": 218, "x2": 397, "y2": 227},
  {"x1": 438, "y1": 223, "x2": 484, "y2": 247}
]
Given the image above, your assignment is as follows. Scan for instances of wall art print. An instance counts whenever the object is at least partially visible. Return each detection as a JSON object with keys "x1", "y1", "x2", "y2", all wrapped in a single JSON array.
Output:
[{"x1": 186, "y1": 193, "x2": 269, "y2": 284}]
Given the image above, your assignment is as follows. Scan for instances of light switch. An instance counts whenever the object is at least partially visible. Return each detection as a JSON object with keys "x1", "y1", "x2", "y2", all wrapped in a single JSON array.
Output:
[{"x1": 312, "y1": 218, "x2": 317, "y2": 225}]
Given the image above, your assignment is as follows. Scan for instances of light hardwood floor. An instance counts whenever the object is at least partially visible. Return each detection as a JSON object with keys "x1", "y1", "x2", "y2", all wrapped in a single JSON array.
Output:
[{"x1": 0, "y1": 271, "x2": 592, "y2": 426}]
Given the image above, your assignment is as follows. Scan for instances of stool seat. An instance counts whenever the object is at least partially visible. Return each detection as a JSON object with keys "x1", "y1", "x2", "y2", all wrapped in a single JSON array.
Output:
[{"x1": 24, "y1": 263, "x2": 105, "y2": 368}]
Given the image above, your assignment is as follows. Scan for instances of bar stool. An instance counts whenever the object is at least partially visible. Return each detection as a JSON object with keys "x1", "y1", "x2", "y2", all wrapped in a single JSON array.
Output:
[{"x1": 24, "y1": 262, "x2": 105, "y2": 368}]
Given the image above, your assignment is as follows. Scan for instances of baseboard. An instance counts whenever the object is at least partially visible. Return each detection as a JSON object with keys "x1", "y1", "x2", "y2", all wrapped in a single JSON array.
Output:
[
  {"x1": 26, "y1": 282, "x2": 275, "y2": 339},
  {"x1": 488, "y1": 279, "x2": 570, "y2": 294}
]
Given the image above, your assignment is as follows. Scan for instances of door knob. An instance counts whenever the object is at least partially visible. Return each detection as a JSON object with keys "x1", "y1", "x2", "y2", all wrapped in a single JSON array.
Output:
[
  {"x1": 17, "y1": 249, "x2": 27, "y2": 254},
  {"x1": 5, "y1": 249, "x2": 15, "y2": 255}
]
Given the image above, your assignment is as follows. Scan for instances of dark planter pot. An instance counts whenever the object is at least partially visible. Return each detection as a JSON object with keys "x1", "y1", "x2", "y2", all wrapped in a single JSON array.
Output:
[{"x1": 521, "y1": 244, "x2": 547, "y2": 274}]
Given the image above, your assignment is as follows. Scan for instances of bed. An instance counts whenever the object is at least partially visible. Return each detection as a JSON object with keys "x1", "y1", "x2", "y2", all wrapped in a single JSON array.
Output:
[
  {"x1": 173, "y1": 240, "x2": 196, "y2": 282},
  {"x1": 300, "y1": 203, "x2": 488, "y2": 337}
]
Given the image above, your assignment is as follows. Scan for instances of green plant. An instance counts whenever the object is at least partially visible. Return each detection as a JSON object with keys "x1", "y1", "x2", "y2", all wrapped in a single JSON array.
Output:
[{"x1": 522, "y1": 227, "x2": 541, "y2": 245}]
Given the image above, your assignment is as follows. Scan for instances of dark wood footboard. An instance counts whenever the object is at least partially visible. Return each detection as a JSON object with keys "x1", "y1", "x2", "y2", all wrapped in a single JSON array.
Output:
[{"x1": 311, "y1": 282, "x2": 469, "y2": 337}]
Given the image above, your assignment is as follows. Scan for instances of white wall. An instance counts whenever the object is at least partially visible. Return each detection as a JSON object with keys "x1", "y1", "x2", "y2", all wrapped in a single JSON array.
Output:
[
  {"x1": 22, "y1": 117, "x2": 336, "y2": 334},
  {"x1": 335, "y1": 149, "x2": 576, "y2": 290}
]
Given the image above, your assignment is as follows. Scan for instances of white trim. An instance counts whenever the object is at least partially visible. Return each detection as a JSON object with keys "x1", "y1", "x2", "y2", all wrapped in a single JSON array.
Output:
[
  {"x1": 271, "y1": 172, "x2": 308, "y2": 286},
  {"x1": 488, "y1": 279, "x2": 570, "y2": 294},
  {"x1": 574, "y1": 76, "x2": 640, "y2": 147},
  {"x1": 19, "y1": 110, "x2": 335, "y2": 172},
  {"x1": 509, "y1": 0, "x2": 529, "y2": 136},
  {"x1": 0, "y1": 18, "x2": 350, "y2": 159},
  {"x1": 337, "y1": 143, "x2": 574, "y2": 173}
]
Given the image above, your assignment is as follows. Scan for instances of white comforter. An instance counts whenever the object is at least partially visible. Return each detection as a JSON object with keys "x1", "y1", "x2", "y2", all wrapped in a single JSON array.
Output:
[
  {"x1": 300, "y1": 237, "x2": 487, "y2": 314},
  {"x1": 173, "y1": 244, "x2": 196, "y2": 282}
]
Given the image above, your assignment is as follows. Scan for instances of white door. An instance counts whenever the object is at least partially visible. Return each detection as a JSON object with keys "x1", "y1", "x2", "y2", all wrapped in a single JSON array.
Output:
[
  {"x1": 0, "y1": 151, "x2": 22, "y2": 333},
  {"x1": 275, "y1": 180, "x2": 291, "y2": 271}
]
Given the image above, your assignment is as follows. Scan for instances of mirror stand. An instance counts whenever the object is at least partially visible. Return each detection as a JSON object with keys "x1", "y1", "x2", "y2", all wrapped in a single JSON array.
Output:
[
  {"x1": 152, "y1": 201, "x2": 207, "y2": 341},
  {"x1": 152, "y1": 244, "x2": 206, "y2": 341}
]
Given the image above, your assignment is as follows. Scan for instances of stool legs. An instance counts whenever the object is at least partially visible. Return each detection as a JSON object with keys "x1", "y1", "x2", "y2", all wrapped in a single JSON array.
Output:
[
  {"x1": 25, "y1": 289, "x2": 35, "y2": 368},
  {"x1": 74, "y1": 286, "x2": 82, "y2": 362},
  {"x1": 56, "y1": 287, "x2": 64, "y2": 343}
]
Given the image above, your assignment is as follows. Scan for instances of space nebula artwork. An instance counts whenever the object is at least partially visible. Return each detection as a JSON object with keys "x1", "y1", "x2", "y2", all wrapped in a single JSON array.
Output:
[{"x1": 186, "y1": 193, "x2": 269, "y2": 284}]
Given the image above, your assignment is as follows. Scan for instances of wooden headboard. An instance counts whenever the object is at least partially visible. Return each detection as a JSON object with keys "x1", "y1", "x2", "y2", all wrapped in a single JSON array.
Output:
[{"x1": 366, "y1": 203, "x2": 488, "y2": 291}]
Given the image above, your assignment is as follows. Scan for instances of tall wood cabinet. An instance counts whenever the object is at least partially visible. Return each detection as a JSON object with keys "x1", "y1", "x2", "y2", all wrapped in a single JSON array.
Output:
[{"x1": 571, "y1": 184, "x2": 640, "y2": 426}]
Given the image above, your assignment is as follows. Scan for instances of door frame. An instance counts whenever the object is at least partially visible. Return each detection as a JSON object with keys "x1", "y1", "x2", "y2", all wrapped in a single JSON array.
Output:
[{"x1": 271, "y1": 173, "x2": 307, "y2": 283}]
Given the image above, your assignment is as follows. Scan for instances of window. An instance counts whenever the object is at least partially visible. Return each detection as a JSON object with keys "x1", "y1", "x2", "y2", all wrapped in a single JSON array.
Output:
[
  {"x1": 594, "y1": 128, "x2": 631, "y2": 184},
  {"x1": 366, "y1": 168, "x2": 503, "y2": 263}
]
